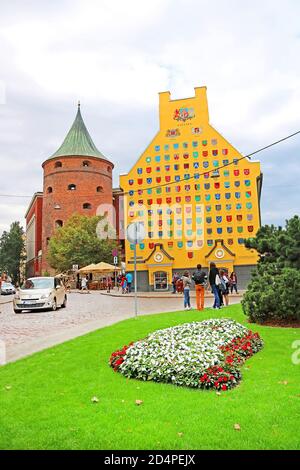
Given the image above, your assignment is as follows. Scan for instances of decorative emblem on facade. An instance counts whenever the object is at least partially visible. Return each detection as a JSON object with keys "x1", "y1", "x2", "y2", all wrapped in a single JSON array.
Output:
[
  {"x1": 192, "y1": 127, "x2": 203, "y2": 134},
  {"x1": 154, "y1": 252, "x2": 164, "y2": 263},
  {"x1": 166, "y1": 128, "x2": 180, "y2": 137},
  {"x1": 173, "y1": 108, "x2": 195, "y2": 122},
  {"x1": 215, "y1": 248, "x2": 225, "y2": 259}
]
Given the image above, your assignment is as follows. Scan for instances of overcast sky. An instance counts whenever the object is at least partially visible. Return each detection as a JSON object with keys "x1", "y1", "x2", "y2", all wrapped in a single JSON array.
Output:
[{"x1": 0, "y1": 0, "x2": 299, "y2": 234}]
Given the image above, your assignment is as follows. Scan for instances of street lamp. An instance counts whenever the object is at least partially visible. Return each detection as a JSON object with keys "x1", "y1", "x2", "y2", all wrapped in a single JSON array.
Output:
[{"x1": 126, "y1": 222, "x2": 145, "y2": 318}]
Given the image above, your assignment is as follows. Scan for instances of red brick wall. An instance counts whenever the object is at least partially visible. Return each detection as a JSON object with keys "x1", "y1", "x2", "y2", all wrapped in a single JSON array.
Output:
[
  {"x1": 41, "y1": 155, "x2": 114, "y2": 273},
  {"x1": 26, "y1": 195, "x2": 43, "y2": 276}
]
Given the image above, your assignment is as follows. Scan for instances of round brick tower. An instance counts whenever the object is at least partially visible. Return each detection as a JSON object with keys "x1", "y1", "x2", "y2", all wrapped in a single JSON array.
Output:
[{"x1": 41, "y1": 103, "x2": 114, "y2": 273}]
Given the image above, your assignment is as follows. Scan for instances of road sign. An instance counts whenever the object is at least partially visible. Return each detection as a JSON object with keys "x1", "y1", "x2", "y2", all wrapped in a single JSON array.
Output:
[
  {"x1": 126, "y1": 222, "x2": 145, "y2": 244},
  {"x1": 113, "y1": 256, "x2": 118, "y2": 265},
  {"x1": 72, "y1": 264, "x2": 79, "y2": 271}
]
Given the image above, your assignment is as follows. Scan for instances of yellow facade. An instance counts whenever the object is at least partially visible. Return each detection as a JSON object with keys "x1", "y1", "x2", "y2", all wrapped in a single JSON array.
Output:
[{"x1": 120, "y1": 87, "x2": 262, "y2": 290}]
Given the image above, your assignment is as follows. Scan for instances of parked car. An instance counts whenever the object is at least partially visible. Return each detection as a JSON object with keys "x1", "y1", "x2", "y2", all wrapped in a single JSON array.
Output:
[
  {"x1": 13, "y1": 277, "x2": 67, "y2": 313},
  {"x1": 1, "y1": 282, "x2": 16, "y2": 295}
]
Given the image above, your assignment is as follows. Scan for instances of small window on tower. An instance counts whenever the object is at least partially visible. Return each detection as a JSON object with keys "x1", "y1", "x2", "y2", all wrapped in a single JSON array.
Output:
[
  {"x1": 55, "y1": 161, "x2": 62, "y2": 168},
  {"x1": 97, "y1": 186, "x2": 104, "y2": 193},
  {"x1": 83, "y1": 203, "x2": 92, "y2": 209},
  {"x1": 107, "y1": 166, "x2": 111, "y2": 172},
  {"x1": 83, "y1": 161, "x2": 90, "y2": 167},
  {"x1": 68, "y1": 184, "x2": 76, "y2": 190},
  {"x1": 47, "y1": 187, "x2": 53, "y2": 194},
  {"x1": 55, "y1": 220, "x2": 63, "y2": 228}
]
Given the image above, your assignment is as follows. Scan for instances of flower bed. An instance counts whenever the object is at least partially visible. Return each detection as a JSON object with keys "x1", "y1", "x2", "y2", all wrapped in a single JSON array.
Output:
[{"x1": 109, "y1": 318, "x2": 263, "y2": 391}]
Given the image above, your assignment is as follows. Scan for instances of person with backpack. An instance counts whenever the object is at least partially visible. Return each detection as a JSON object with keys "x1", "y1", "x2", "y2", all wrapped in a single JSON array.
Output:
[{"x1": 192, "y1": 264, "x2": 207, "y2": 311}]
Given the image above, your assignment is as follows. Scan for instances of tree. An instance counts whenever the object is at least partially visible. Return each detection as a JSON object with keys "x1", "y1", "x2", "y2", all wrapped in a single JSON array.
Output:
[
  {"x1": 242, "y1": 215, "x2": 300, "y2": 324},
  {"x1": 245, "y1": 215, "x2": 300, "y2": 269},
  {"x1": 47, "y1": 214, "x2": 119, "y2": 273},
  {"x1": 0, "y1": 221, "x2": 26, "y2": 284}
]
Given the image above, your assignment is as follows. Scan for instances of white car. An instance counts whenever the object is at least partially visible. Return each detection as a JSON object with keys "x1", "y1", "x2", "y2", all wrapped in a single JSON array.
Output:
[
  {"x1": 13, "y1": 277, "x2": 67, "y2": 314},
  {"x1": 1, "y1": 282, "x2": 16, "y2": 295}
]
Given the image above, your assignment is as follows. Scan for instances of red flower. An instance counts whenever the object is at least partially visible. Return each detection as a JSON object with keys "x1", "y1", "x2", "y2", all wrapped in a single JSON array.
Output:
[{"x1": 222, "y1": 384, "x2": 227, "y2": 391}]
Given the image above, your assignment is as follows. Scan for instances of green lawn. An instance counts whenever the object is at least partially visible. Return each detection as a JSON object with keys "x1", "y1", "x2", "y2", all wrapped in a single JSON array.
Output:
[{"x1": 0, "y1": 304, "x2": 299, "y2": 450}]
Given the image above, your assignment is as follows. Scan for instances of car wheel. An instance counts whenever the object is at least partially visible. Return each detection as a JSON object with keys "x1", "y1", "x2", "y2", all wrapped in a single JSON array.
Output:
[
  {"x1": 52, "y1": 298, "x2": 57, "y2": 311},
  {"x1": 61, "y1": 296, "x2": 67, "y2": 308},
  {"x1": 14, "y1": 309, "x2": 22, "y2": 314}
]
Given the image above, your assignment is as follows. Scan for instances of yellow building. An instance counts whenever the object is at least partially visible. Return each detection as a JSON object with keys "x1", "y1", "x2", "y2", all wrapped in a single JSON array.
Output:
[{"x1": 120, "y1": 87, "x2": 262, "y2": 290}]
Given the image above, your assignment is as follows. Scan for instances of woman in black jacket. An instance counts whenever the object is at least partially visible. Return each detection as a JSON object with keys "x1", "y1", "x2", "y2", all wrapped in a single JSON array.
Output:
[{"x1": 209, "y1": 262, "x2": 221, "y2": 309}]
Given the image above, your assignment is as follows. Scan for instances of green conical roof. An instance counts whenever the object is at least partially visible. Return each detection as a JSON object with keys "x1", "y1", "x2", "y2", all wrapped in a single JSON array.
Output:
[{"x1": 48, "y1": 104, "x2": 109, "y2": 161}]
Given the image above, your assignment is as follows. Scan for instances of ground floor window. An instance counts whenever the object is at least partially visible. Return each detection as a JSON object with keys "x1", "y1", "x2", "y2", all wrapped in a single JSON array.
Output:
[{"x1": 154, "y1": 271, "x2": 168, "y2": 291}]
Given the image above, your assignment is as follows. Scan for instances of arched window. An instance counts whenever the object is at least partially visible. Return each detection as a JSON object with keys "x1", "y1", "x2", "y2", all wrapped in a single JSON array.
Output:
[
  {"x1": 107, "y1": 166, "x2": 111, "y2": 172},
  {"x1": 97, "y1": 186, "x2": 104, "y2": 193},
  {"x1": 47, "y1": 186, "x2": 53, "y2": 194},
  {"x1": 82, "y1": 160, "x2": 91, "y2": 167},
  {"x1": 68, "y1": 184, "x2": 76, "y2": 191},
  {"x1": 55, "y1": 161, "x2": 62, "y2": 168},
  {"x1": 55, "y1": 220, "x2": 63, "y2": 228},
  {"x1": 83, "y1": 202, "x2": 92, "y2": 210}
]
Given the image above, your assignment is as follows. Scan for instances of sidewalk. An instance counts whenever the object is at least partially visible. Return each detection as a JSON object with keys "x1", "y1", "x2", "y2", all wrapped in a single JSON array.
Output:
[{"x1": 99, "y1": 289, "x2": 245, "y2": 299}]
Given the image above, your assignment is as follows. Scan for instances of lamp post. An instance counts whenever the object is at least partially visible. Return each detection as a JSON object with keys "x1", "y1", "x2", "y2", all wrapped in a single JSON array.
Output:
[{"x1": 126, "y1": 222, "x2": 145, "y2": 318}]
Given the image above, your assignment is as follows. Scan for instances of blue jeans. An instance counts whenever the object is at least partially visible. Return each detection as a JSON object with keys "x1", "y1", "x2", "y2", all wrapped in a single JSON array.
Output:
[
  {"x1": 184, "y1": 288, "x2": 191, "y2": 308},
  {"x1": 212, "y1": 284, "x2": 220, "y2": 308}
]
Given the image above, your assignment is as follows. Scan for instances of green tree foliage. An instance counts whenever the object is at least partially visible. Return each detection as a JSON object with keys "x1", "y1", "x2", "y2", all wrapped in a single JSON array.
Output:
[
  {"x1": 242, "y1": 215, "x2": 300, "y2": 323},
  {"x1": 245, "y1": 215, "x2": 300, "y2": 269},
  {"x1": 47, "y1": 214, "x2": 119, "y2": 273},
  {"x1": 0, "y1": 221, "x2": 25, "y2": 283}
]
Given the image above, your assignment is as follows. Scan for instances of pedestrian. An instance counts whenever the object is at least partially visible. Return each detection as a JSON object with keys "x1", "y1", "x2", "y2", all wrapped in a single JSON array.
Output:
[
  {"x1": 171, "y1": 272, "x2": 179, "y2": 294},
  {"x1": 176, "y1": 277, "x2": 184, "y2": 294},
  {"x1": 107, "y1": 276, "x2": 113, "y2": 293},
  {"x1": 81, "y1": 276, "x2": 89, "y2": 293},
  {"x1": 230, "y1": 271, "x2": 238, "y2": 294},
  {"x1": 209, "y1": 262, "x2": 221, "y2": 309},
  {"x1": 126, "y1": 272, "x2": 133, "y2": 293},
  {"x1": 192, "y1": 264, "x2": 207, "y2": 311},
  {"x1": 219, "y1": 270, "x2": 230, "y2": 306},
  {"x1": 121, "y1": 275, "x2": 127, "y2": 294},
  {"x1": 182, "y1": 271, "x2": 192, "y2": 310}
]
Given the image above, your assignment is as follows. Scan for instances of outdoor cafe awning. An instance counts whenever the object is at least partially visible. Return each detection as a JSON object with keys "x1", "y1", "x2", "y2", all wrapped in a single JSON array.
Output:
[{"x1": 78, "y1": 262, "x2": 120, "y2": 274}]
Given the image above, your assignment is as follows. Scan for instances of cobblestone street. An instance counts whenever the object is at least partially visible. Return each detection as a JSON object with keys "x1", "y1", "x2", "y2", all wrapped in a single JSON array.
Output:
[{"x1": 0, "y1": 291, "x2": 242, "y2": 363}]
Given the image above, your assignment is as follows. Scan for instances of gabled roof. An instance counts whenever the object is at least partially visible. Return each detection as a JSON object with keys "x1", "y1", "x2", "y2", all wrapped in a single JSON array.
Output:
[
  {"x1": 46, "y1": 104, "x2": 109, "y2": 162},
  {"x1": 205, "y1": 239, "x2": 235, "y2": 259}
]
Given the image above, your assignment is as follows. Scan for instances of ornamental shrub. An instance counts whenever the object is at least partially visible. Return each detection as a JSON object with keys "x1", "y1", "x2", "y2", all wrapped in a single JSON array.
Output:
[
  {"x1": 243, "y1": 216, "x2": 300, "y2": 324},
  {"x1": 242, "y1": 264, "x2": 300, "y2": 323}
]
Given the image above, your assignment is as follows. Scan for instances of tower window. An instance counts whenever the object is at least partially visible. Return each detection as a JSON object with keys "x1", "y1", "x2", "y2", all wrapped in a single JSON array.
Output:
[
  {"x1": 83, "y1": 203, "x2": 92, "y2": 209},
  {"x1": 97, "y1": 186, "x2": 104, "y2": 193},
  {"x1": 107, "y1": 166, "x2": 111, "y2": 172},
  {"x1": 68, "y1": 184, "x2": 76, "y2": 190},
  {"x1": 55, "y1": 220, "x2": 63, "y2": 228},
  {"x1": 47, "y1": 186, "x2": 53, "y2": 194},
  {"x1": 55, "y1": 161, "x2": 62, "y2": 168},
  {"x1": 82, "y1": 161, "x2": 90, "y2": 167}
]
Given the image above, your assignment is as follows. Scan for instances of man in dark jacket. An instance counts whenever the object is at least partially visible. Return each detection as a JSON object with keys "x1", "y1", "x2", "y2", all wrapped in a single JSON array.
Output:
[{"x1": 192, "y1": 264, "x2": 207, "y2": 310}]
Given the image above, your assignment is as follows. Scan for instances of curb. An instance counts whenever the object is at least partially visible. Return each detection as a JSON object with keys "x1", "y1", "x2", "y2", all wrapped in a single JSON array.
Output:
[{"x1": 99, "y1": 292, "x2": 244, "y2": 299}]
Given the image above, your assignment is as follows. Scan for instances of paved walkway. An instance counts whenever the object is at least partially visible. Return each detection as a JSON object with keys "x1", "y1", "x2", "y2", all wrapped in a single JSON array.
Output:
[{"x1": 0, "y1": 292, "x2": 242, "y2": 365}]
